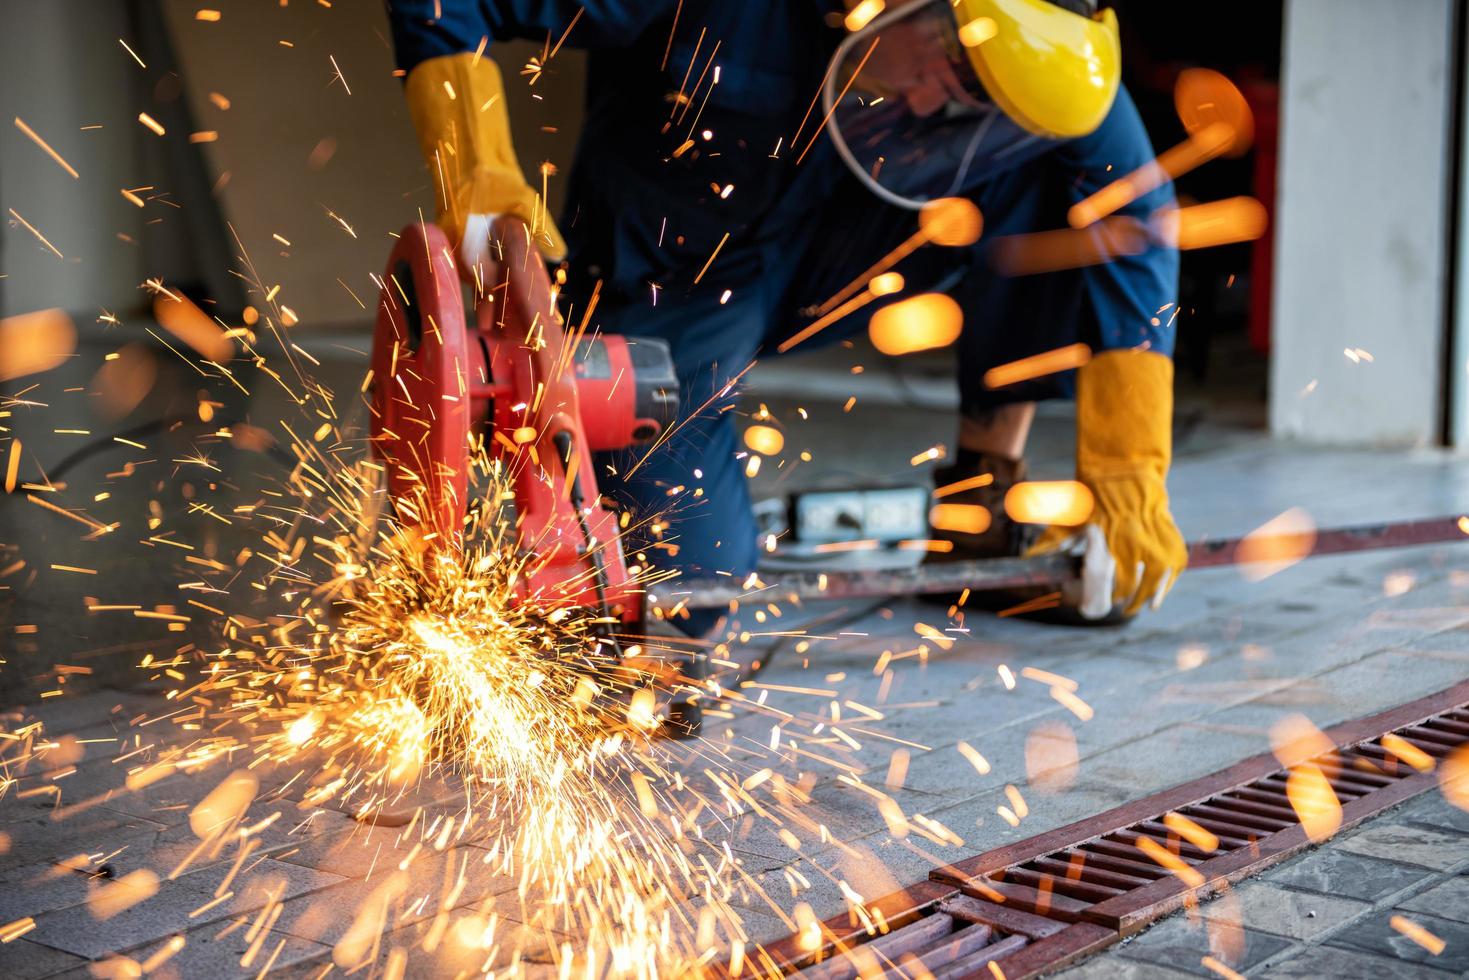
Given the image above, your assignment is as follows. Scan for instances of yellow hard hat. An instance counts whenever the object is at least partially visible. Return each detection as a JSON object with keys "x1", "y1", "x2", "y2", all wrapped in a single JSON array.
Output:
[
  {"x1": 825, "y1": 0, "x2": 1123, "y2": 208},
  {"x1": 954, "y1": 0, "x2": 1121, "y2": 139}
]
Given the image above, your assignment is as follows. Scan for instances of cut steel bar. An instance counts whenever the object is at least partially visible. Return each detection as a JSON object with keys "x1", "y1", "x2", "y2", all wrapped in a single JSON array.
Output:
[
  {"x1": 659, "y1": 514, "x2": 1469, "y2": 609},
  {"x1": 649, "y1": 553, "x2": 1074, "y2": 611},
  {"x1": 1186, "y1": 513, "x2": 1469, "y2": 568}
]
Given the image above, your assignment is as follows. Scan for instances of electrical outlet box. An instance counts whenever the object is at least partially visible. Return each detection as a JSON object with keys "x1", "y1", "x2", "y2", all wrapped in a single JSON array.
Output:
[{"x1": 789, "y1": 485, "x2": 932, "y2": 544}]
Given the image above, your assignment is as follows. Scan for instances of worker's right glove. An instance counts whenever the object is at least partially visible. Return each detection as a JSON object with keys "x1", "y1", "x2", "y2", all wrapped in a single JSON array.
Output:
[
  {"x1": 404, "y1": 53, "x2": 566, "y2": 272},
  {"x1": 1028, "y1": 349, "x2": 1188, "y2": 619}
]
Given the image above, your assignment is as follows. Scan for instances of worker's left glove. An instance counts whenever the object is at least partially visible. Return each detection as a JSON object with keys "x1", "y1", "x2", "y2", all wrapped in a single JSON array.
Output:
[
  {"x1": 1028, "y1": 349, "x2": 1188, "y2": 619},
  {"x1": 404, "y1": 53, "x2": 566, "y2": 271}
]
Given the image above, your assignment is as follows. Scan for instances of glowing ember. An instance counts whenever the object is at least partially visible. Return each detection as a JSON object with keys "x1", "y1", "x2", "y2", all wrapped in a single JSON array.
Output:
[
  {"x1": 1004, "y1": 481, "x2": 1095, "y2": 527},
  {"x1": 868, "y1": 293, "x2": 963, "y2": 356}
]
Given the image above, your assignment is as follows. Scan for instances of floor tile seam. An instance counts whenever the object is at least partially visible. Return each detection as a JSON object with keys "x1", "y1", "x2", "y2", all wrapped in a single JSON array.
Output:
[
  {"x1": 840, "y1": 668, "x2": 1294, "y2": 788},
  {"x1": 1386, "y1": 645, "x2": 1469, "y2": 665},
  {"x1": 1221, "y1": 854, "x2": 1469, "y2": 975},
  {"x1": 1222, "y1": 638, "x2": 1469, "y2": 715},
  {"x1": 85, "y1": 802, "x2": 355, "y2": 873},
  {"x1": 1266, "y1": 854, "x2": 1469, "y2": 910},
  {"x1": 1201, "y1": 567, "x2": 1462, "y2": 646},
  {"x1": 830, "y1": 682, "x2": 1291, "y2": 808},
  {"x1": 22, "y1": 861, "x2": 356, "y2": 953},
  {"x1": 2, "y1": 805, "x2": 172, "y2": 837},
  {"x1": 1396, "y1": 818, "x2": 1469, "y2": 840},
  {"x1": 4, "y1": 857, "x2": 342, "y2": 923},
  {"x1": 1097, "y1": 846, "x2": 1469, "y2": 976}
]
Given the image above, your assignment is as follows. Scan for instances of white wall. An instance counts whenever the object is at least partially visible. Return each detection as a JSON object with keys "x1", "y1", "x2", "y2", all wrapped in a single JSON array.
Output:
[{"x1": 1270, "y1": 0, "x2": 1456, "y2": 445}]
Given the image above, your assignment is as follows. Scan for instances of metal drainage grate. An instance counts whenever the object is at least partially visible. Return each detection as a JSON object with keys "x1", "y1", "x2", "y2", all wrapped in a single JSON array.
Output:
[{"x1": 757, "y1": 682, "x2": 1469, "y2": 979}]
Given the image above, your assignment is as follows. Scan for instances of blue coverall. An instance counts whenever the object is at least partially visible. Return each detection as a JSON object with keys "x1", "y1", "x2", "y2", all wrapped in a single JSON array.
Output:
[{"x1": 388, "y1": 1, "x2": 1180, "y2": 632}]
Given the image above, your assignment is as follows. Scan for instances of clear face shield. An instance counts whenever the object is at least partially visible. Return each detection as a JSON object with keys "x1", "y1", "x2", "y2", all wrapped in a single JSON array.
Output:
[{"x1": 824, "y1": 0, "x2": 1084, "y2": 209}]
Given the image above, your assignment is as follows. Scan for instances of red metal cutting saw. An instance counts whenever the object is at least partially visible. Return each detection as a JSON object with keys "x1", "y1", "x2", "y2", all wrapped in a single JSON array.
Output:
[{"x1": 367, "y1": 218, "x2": 690, "y2": 720}]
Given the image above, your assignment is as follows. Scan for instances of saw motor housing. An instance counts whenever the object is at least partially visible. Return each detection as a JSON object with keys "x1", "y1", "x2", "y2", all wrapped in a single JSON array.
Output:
[{"x1": 368, "y1": 220, "x2": 677, "y2": 634}]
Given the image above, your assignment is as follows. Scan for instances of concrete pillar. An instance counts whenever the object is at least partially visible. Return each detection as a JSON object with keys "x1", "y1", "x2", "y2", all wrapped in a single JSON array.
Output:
[{"x1": 1270, "y1": 0, "x2": 1457, "y2": 446}]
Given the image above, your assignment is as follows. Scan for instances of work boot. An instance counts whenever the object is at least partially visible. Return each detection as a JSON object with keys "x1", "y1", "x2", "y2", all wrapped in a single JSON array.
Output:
[
  {"x1": 929, "y1": 450, "x2": 1033, "y2": 559},
  {"x1": 926, "y1": 451, "x2": 1106, "y2": 622}
]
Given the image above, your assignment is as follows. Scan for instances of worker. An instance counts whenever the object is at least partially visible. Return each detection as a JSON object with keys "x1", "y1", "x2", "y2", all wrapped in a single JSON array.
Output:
[{"x1": 387, "y1": 0, "x2": 1187, "y2": 633}]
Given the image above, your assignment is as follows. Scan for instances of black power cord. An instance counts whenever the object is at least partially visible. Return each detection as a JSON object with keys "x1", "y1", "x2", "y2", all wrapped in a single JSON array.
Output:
[{"x1": 46, "y1": 416, "x2": 299, "y2": 482}]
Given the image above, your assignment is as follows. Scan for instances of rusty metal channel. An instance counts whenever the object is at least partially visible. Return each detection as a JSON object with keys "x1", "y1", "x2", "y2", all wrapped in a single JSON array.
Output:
[{"x1": 747, "y1": 682, "x2": 1469, "y2": 979}]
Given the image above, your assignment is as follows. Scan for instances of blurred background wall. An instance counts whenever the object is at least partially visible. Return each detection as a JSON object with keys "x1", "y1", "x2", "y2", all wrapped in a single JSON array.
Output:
[
  {"x1": 0, "y1": 1, "x2": 150, "y2": 318},
  {"x1": 2, "y1": 0, "x2": 1467, "y2": 445},
  {"x1": 156, "y1": 0, "x2": 586, "y2": 328},
  {"x1": 1, "y1": 0, "x2": 583, "y2": 329}
]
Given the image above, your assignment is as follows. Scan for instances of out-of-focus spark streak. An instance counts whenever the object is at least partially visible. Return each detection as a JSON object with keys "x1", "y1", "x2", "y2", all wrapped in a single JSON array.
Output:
[
  {"x1": 546, "y1": 6, "x2": 584, "y2": 63},
  {"x1": 676, "y1": 39, "x2": 722, "y2": 128},
  {"x1": 328, "y1": 54, "x2": 351, "y2": 94},
  {"x1": 934, "y1": 473, "x2": 993, "y2": 498},
  {"x1": 1162, "y1": 812, "x2": 1219, "y2": 853},
  {"x1": 991, "y1": 217, "x2": 1148, "y2": 276},
  {"x1": 118, "y1": 38, "x2": 146, "y2": 67},
  {"x1": 845, "y1": 0, "x2": 884, "y2": 32},
  {"x1": 692, "y1": 231, "x2": 729, "y2": 285},
  {"x1": 1050, "y1": 687, "x2": 1093, "y2": 721},
  {"x1": 957, "y1": 741, "x2": 991, "y2": 776},
  {"x1": 326, "y1": 209, "x2": 357, "y2": 238},
  {"x1": 0, "y1": 917, "x2": 36, "y2": 943},
  {"x1": 1201, "y1": 955, "x2": 1247, "y2": 980},
  {"x1": 1286, "y1": 763, "x2": 1342, "y2": 842},
  {"x1": 1391, "y1": 915, "x2": 1447, "y2": 955},
  {"x1": 814, "y1": 198, "x2": 977, "y2": 316},
  {"x1": 13, "y1": 118, "x2": 79, "y2": 179},
  {"x1": 1004, "y1": 481, "x2": 1094, "y2": 527},
  {"x1": 1136, "y1": 835, "x2": 1204, "y2": 888},
  {"x1": 4, "y1": 440, "x2": 20, "y2": 493},
  {"x1": 744, "y1": 424, "x2": 784, "y2": 456},
  {"x1": 776, "y1": 281, "x2": 882, "y2": 353},
  {"x1": 1237, "y1": 507, "x2": 1316, "y2": 581},
  {"x1": 27, "y1": 494, "x2": 111, "y2": 535},
  {"x1": 984, "y1": 343, "x2": 1091, "y2": 389},
  {"x1": 1019, "y1": 666, "x2": 1077, "y2": 692},
  {"x1": 869, "y1": 293, "x2": 962, "y2": 356},
  {"x1": 796, "y1": 36, "x2": 879, "y2": 166},
  {"x1": 6, "y1": 209, "x2": 63, "y2": 258},
  {"x1": 669, "y1": 26, "x2": 707, "y2": 119},
  {"x1": 0, "y1": 308, "x2": 76, "y2": 381},
  {"x1": 1070, "y1": 121, "x2": 1234, "y2": 229},
  {"x1": 1381, "y1": 733, "x2": 1435, "y2": 773},
  {"x1": 626, "y1": 360, "x2": 754, "y2": 477},
  {"x1": 929, "y1": 503, "x2": 989, "y2": 536},
  {"x1": 958, "y1": 16, "x2": 998, "y2": 47},
  {"x1": 1153, "y1": 197, "x2": 1268, "y2": 251}
]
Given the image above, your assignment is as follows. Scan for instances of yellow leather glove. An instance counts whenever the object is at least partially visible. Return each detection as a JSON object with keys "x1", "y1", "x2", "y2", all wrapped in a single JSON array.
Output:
[
  {"x1": 404, "y1": 53, "x2": 566, "y2": 262},
  {"x1": 1029, "y1": 349, "x2": 1187, "y2": 617}
]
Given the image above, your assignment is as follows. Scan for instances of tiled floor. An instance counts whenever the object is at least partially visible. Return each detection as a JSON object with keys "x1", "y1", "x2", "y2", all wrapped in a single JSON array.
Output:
[
  {"x1": 1057, "y1": 790, "x2": 1469, "y2": 978},
  {"x1": 5, "y1": 348, "x2": 1469, "y2": 975}
]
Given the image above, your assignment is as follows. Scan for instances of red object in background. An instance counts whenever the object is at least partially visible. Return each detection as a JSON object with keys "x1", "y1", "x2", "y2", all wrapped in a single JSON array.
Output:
[
  {"x1": 369, "y1": 219, "x2": 657, "y2": 626},
  {"x1": 1242, "y1": 79, "x2": 1279, "y2": 355}
]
